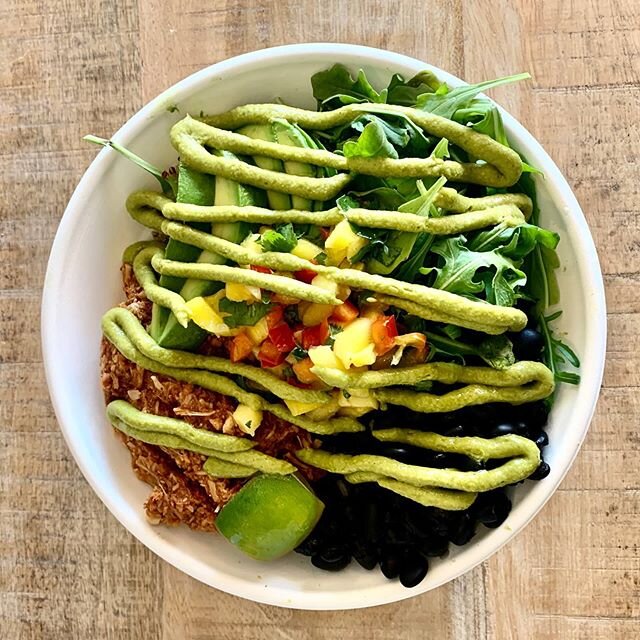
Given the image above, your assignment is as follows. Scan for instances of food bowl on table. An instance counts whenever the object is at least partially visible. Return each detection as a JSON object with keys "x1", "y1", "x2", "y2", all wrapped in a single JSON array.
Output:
[{"x1": 42, "y1": 43, "x2": 606, "y2": 609}]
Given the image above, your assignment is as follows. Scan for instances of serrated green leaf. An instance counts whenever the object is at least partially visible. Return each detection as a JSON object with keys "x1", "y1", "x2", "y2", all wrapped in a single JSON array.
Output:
[
  {"x1": 219, "y1": 298, "x2": 273, "y2": 329},
  {"x1": 416, "y1": 73, "x2": 531, "y2": 119}
]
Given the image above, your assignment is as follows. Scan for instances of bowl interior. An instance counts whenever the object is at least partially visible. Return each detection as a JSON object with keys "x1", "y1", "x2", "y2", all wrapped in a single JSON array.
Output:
[{"x1": 42, "y1": 43, "x2": 606, "y2": 609}]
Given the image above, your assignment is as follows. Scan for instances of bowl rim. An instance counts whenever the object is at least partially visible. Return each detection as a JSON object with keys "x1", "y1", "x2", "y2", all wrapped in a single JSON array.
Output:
[{"x1": 42, "y1": 42, "x2": 607, "y2": 609}]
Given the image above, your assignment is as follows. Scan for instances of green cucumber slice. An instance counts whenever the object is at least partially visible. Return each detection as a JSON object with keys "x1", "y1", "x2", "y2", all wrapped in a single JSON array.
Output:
[
  {"x1": 156, "y1": 151, "x2": 261, "y2": 349},
  {"x1": 149, "y1": 163, "x2": 215, "y2": 340},
  {"x1": 237, "y1": 124, "x2": 291, "y2": 210}
]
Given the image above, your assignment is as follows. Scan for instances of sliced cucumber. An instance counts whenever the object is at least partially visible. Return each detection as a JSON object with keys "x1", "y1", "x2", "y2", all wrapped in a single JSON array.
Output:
[
  {"x1": 149, "y1": 163, "x2": 215, "y2": 340},
  {"x1": 272, "y1": 120, "x2": 317, "y2": 210},
  {"x1": 237, "y1": 124, "x2": 291, "y2": 210},
  {"x1": 156, "y1": 151, "x2": 262, "y2": 350}
]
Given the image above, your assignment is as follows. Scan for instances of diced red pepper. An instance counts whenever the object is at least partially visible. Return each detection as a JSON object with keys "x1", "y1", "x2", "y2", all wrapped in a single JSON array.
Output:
[
  {"x1": 229, "y1": 333, "x2": 254, "y2": 363},
  {"x1": 372, "y1": 315, "x2": 399, "y2": 355},
  {"x1": 265, "y1": 306, "x2": 284, "y2": 328},
  {"x1": 268, "y1": 322, "x2": 296, "y2": 353},
  {"x1": 257, "y1": 339, "x2": 286, "y2": 368},
  {"x1": 294, "y1": 269, "x2": 318, "y2": 284},
  {"x1": 329, "y1": 300, "x2": 359, "y2": 325},
  {"x1": 250, "y1": 265, "x2": 273, "y2": 274},
  {"x1": 292, "y1": 357, "x2": 319, "y2": 385},
  {"x1": 319, "y1": 227, "x2": 331, "y2": 240},
  {"x1": 299, "y1": 320, "x2": 330, "y2": 350}
]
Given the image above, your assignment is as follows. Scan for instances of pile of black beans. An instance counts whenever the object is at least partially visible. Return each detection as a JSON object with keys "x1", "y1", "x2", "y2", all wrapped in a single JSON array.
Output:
[{"x1": 296, "y1": 398, "x2": 550, "y2": 588}]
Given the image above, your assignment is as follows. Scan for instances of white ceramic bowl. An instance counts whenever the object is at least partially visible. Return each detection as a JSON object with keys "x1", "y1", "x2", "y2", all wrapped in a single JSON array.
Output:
[{"x1": 42, "y1": 43, "x2": 606, "y2": 609}]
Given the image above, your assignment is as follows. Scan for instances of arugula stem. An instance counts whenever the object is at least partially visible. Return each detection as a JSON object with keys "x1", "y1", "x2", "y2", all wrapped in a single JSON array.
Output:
[{"x1": 84, "y1": 134, "x2": 177, "y2": 197}]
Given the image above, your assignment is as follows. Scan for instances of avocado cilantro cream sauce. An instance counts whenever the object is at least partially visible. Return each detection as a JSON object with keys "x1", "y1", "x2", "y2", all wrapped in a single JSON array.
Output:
[
  {"x1": 126, "y1": 192, "x2": 528, "y2": 335},
  {"x1": 182, "y1": 101, "x2": 523, "y2": 188},
  {"x1": 100, "y1": 81, "x2": 559, "y2": 513}
]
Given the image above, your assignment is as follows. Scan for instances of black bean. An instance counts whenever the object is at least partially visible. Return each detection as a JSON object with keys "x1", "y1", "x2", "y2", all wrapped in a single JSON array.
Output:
[
  {"x1": 511, "y1": 328, "x2": 544, "y2": 361},
  {"x1": 430, "y1": 452, "x2": 459, "y2": 468},
  {"x1": 449, "y1": 514, "x2": 477, "y2": 546},
  {"x1": 295, "y1": 534, "x2": 322, "y2": 557},
  {"x1": 457, "y1": 457, "x2": 484, "y2": 472},
  {"x1": 362, "y1": 503, "x2": 381, "y2": 547},
  {"x1": 380, "y1": 546, "x2": 402, "y2": 579},
  {"x1": 532, "y1": 431, "x2": 549, "y2": 449},
  {"x1": 423, "y1": 510, "x2": 454, "y2": 538},
  {"x1": 385, "y1": 523, "x2": 411, "y2": 546},
  {"x1": 399, "y1": 554, "x2": 429, "y2": 588},
  {"x1": 444, "y1": 424, "x2": 466, "y2": 438},
  {"x1": 379, "y1": 444, "x2": 415, "y2": 464},
  {"x1": 529, "y1": 461, "x2": 551, "y2": 480},
  {"x1": 526, "y1": 401, "x2": 550, "y2": 429},
  {"x1": 352, "y1": 543, "x2": 378, "y2": 571},
  {"x1": 321, "y1": 432, "x2": 377, "y2": 456},
  {"x1": 461, "y1": 404, "x2": 499, "y2": 430},
  {"x1": 419, "y1": 535, "x2": 450, "y2": 558},
  {"x1": 489, "y1": 422, "x2": 518, "y2": 437},
  {"x1": 472, "y1": 490, "x2": 512, "y2": 528},
  {"x1": 311, "y1": 547, "x2": 352, "y2": 572}
]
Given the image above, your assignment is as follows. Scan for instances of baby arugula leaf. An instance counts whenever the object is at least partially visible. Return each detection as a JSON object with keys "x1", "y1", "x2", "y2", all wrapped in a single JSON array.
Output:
[
  {"x1": 430, "y1": 137, "x2": 450, "y2": 159},
  {"x1": 513, "y1": 167, "x2": 579, "y2": 388},
  {"x1": 476, "y1": 335, "x2": 516, "y2": 369},
  {"x1": 454, "y1": 100, "x2": 509, "y2": 145},
  {"x1": 342, "y1": 119, "x2": 399, "y2": 159},
  {"x1": 385, "y1": 70, "x2": 442, "y2": 105},
  {"x1": 468, "y1": 222, "x2": 559, "y2": 259},
  {"x1": 366, "y1": 178, "x2": 446, "y2": 276},
  {"x1": 311, "y1": 64, "x2": 387, "y2": 107},
  {"x1": 350, "y1": 114, "x2": 411, "y2": 148},
  {"x1": 424, "y1": 236, "x2": 527, "y2": 307},
  {"x1": 390, "y1": 178, "x2": 447, "y2": 282},
  {"x1": 84, "y1": 135, "x2": 177, "y2": 197},
  {"x1": 424, "y1": 329, "x2": 515, "y2": 370},
  {"x1": 416, "y1": 72, "x2": 531, "y2": 119},
  {"x1": 453, "y1": 101, "x2": 543, "y2": 173},
  {"x1": 358, "y1": 113, "x2": 433, "y2": 156},
  {"x1": 539, "y1": 311, "x2": 581, "y2": 384}
]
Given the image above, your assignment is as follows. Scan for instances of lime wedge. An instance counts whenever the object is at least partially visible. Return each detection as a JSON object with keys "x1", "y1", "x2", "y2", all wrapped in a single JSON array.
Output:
[{"x1": 216, "y1": 474, "x2": 324, "y2": 561}]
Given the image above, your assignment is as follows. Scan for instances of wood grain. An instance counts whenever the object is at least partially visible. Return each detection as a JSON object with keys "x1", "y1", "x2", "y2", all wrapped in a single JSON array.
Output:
[{"x1": 1, "y1": 0, "x2": 638, "y2": 638}]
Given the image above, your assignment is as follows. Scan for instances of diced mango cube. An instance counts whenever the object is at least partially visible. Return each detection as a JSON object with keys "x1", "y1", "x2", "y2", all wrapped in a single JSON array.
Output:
[
  {"x1": 305, "y1": 395, "x2": 341, "y2": 421},
  {"x1": 332, "y1": 317, "x2": 374, "y2": 369},
  {"x1": 325, "y1": 220, "x2": 367, "y2": 264},
  {"x1": 241, "y1": 233, "x2": 264, "y2": 254},
  {"x1": 308, "y1": 345, "x2": 345, "y2": 371},
  {"x1": 226, "y1": 282, "x2": 262, "y2": 302},
  {"x1": 338, "y1": 406, "x2": 375, "y2": 418},
  {"x1": 310, "y1": 274, "x2": 338, "y2": 297},
  {"x1": 245, "y1": 317, "x2": 269, "y2": 344},
  {"x1": 203, "y1": 289, "x2": 226, "y2": 311},
  {"x1": 291, "y1": 239, "x2": 323, "y2": 262},
  {"x1": 283, "y1": 398, "x2": 326, "y2": 416},
  {"x1": 337, "y1": 387, "x2": 379, "y2": 410},
  {"x1": 232, "y1": 404, "x2": 263, "y2": 436},
  {"x1": 301, "y1": 303, "x2": 334, "y2": 327},
  {"x1": 185, "y1": 297, "x2": 234, "y2": 336},
  {"x1": 350, "y1": 343, "x2": 377, "y2": 368}
]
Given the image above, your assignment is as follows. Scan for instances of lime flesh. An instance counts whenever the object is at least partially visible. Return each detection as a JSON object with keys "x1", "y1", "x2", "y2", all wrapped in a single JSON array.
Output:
[{"x1": 216, "y1": 474, "x2": 324, "y2": 561}]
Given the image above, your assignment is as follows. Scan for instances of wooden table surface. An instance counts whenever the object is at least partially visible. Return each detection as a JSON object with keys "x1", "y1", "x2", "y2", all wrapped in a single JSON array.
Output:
[{"x1": 2, "y1": 1, "x2": 639, "y2": 638}]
